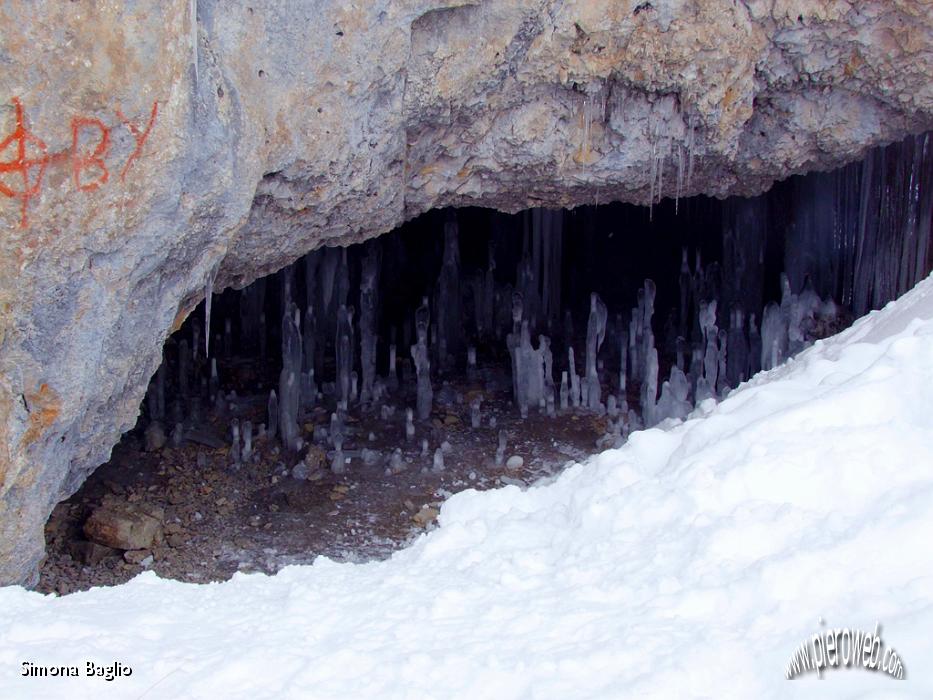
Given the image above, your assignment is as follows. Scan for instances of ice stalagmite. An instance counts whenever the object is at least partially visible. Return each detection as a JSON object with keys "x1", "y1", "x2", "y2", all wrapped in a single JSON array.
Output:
[
  {"x1": 656, "y1": 366, "x2": 692, "y2": 422},
  {"x1": 568, "y1": 346, "x2": 580, "y2": 408},
  {"x1": 760, "y1": 302, "x2": 785, "y2": 370},
  {"x1": 242, "y1": 420, "x2": 253, "y2": 462},
  {"x1": 412, "y1": 301, "x2": 433, "y2": 421},
  {"x1": 279, "y1": 303, "x2": 303, "y2": 451},
  {"x1": 716, "y1": 328, "x2": 729, "y2": 396},
  {"x1": 541, "y1": 335, "x2": 554, "y2": 400},
  {"x1": 303, "y1": 307, "x2": 317, "y2": 376},
  {"x1": 726, "y1": 308, "x2": 748, "y2": 387},
  {"x1": 359, "y1": 247, "x2": 380, "y2": 405},
  {"x1": 515, "y1": 322, "x2": 534, "y2": 418},
  {"x1": 388, "y1": 344, "x2": 399, "y2": 391},
  {"x1": 495, "y1": 430, "x2": 507, "y2": 466},
  {"x1": 336, "y1": 304, "x2": 353, "y2": 410},
  {"x1": 263, "y1": 391, "x2": 277, "y2": 440},
  {"x1": 230, "y1": 419, "x2": 241, "y2": 466},
  {"x1": 585, "y1": 293, "x2": 608, "y2": 411},
  {"x1": 704, "y1": 329, "x2": 718, "y2": 394},
  {"x1": 642, "y1": 345, "x2": 659, "y2": 426},
  {"x1": 405, "y1": 408, "x2": 415, "y2": 441},
  {"x1": 507, "y1": 292, "x2": 525, "y2": 413}
]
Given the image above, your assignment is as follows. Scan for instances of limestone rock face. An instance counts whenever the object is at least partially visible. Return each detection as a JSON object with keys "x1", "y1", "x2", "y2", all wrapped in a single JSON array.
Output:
[{"x1": 1, "y1": 0, "x2": 932, "y2": 585}]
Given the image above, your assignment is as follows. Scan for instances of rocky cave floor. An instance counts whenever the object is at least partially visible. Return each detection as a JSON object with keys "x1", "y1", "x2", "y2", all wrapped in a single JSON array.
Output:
[{"x1": 38, "y1": 359, "x2": 625, "y2": 596}]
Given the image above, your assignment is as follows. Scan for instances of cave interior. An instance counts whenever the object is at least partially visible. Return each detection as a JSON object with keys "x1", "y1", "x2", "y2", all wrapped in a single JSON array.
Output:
[{"x1": 37, "y1": 131, "x2": 933, "y2": 595}]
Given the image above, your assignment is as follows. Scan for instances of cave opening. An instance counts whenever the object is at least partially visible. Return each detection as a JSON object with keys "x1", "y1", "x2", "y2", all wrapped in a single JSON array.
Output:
[{"x1": 38, "y1": 133, "x2": 932, "y2": 594}]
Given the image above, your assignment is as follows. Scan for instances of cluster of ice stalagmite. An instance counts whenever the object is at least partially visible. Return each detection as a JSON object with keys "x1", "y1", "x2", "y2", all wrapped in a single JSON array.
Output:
[
  {"x1": 144, "y1": 188, "x2": 865, "y2": 481},
  {"x1": 411, "y1": 300, "x2": 433, "y2": 421}
]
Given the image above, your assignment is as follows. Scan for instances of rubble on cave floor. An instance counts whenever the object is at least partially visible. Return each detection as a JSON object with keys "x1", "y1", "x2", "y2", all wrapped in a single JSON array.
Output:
[{"x1": 38, "y1": 371, "x2": 607, "y2": 596}]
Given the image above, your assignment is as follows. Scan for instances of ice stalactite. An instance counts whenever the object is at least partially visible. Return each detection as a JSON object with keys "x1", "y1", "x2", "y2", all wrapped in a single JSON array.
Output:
[{"x1": 203, "y1": 262, "x2": 218, "y2": 359}]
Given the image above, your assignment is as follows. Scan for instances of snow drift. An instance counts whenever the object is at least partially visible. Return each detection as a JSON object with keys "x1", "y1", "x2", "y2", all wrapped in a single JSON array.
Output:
[{"x1": 2, "y1": 275, "x2": 933, "y2": 699}]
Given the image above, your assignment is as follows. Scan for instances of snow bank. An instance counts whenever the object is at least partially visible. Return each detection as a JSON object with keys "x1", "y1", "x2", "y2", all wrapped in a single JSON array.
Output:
[{"x1": 3, "y1": 276, "x2": 933, "y2": 699}]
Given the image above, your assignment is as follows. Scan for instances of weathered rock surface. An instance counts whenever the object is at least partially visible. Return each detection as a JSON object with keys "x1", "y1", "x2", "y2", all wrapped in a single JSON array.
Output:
[
  {"x1": 83, "y1": 502, "x2": 164, "y2": 552},
  {"x1": 1, "y1": 0, "x2": 932, "y2": 585}
]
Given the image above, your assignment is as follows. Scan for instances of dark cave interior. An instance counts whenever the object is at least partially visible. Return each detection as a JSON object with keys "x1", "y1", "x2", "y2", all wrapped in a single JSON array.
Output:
[{"x1": 37, "y1": 131, "x2": 932, "y2": 595}]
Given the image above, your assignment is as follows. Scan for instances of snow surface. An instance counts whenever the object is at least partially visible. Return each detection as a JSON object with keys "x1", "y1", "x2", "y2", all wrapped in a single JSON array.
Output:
[{"x1": 3, "y1": 275, "x2": 933, "y2": 699}]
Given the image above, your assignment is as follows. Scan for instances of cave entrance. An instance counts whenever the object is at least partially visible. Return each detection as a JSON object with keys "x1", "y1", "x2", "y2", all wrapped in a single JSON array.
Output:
[{"x1": 39, "y1": 132, "x2": 932, "y2": 594}]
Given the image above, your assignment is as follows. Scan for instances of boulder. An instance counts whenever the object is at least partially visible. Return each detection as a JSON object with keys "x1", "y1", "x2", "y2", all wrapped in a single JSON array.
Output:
[{"x1": 83, "y1": 503, "x2": 164, "y2": 551}]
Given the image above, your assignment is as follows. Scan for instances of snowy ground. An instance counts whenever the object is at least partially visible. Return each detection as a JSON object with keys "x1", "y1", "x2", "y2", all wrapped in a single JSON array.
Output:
[{"x1": 3, "y1": 276, "x2": 933, "y2": 699}]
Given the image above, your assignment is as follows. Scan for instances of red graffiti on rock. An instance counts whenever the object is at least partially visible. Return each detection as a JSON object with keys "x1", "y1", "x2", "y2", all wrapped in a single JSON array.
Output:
[
  {"x1": 0, "y1": 97, "x2": 159, "y2": 228},
  {"x1": 0, "y1": 98, "x2": 49, "y2": 229}
]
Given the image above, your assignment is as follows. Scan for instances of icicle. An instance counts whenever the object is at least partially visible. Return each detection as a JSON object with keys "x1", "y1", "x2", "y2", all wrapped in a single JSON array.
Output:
[{"x1": 204, "y1": 262, "x2": 218, "y2": 358}]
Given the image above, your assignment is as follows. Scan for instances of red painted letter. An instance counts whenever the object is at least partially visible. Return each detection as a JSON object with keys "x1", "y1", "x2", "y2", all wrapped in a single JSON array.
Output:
[
  {"x1": 71, "y1": 117, "x2": 110, "y2": 192},
  {"x1": 117, "y1": 101, "x2": 158, "y2": 180}
]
